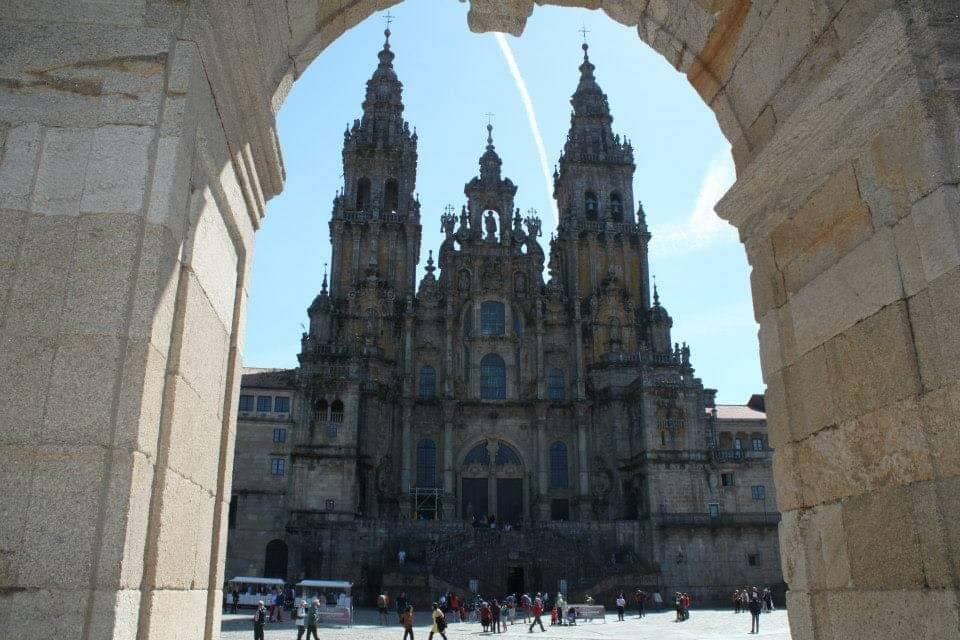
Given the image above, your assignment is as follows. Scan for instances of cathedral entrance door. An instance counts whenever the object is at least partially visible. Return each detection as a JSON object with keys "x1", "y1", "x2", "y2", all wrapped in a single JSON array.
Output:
[
  {"x1": 507, "y1": 566, "x2": 524, "y2": 597},
  {"x1": 462, "y1": 477, "x2": 488, "y2": 521},
  {"x1": 497, "y1": 478, "x2": 523, "y2": 526}
]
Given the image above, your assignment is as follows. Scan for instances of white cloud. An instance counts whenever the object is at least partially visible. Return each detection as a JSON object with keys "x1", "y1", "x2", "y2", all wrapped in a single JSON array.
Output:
[
  {"x1": 649, "y1": 151, "x2": 737, "y2": 258},
  {"x1": 494, "y1": 32, "x2": 559, "y2": 223}
]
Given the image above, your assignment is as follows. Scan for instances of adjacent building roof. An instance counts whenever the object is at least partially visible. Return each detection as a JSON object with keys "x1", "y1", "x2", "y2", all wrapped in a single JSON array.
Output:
[
  {"x1": 240, "y1": 367, "x2": 297, "y2": 390},
  {"x1": 712, "y1": 403, "x2": 767, "y2": 421}
]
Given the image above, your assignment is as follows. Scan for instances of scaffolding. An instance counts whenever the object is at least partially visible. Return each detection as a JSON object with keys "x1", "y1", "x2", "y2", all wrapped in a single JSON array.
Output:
[{"x1": 412, "y1": 487, "x2": 443, "y2": 520}]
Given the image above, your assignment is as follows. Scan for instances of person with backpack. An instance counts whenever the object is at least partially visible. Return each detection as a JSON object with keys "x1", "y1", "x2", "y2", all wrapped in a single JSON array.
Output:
[
  {"x1": 252, "y1": 601, "x2": 266, "y2": 640},
  {"x1": 428, "y1": 602, "x2": 448, "y2": 640},
  {"x1": 401, "y1": 605, "x2": 414, "y2": 640},
  {"x1": 528, "y1": 595, "x2": 545, "y2": 633},
  {"x1": 615, "y1": 593, "x2": 626, "y2": 621}
]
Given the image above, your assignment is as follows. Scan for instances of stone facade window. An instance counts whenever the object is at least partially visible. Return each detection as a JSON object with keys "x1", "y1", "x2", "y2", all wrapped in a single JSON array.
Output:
[
  {"x1": 239, "y1": 395, "x2": 254, "y2": 412},
  {"x1": 480, "y1": 301, "x2": 505, "y2": 336},
  {"x1": 547, "y1": 368, "x2": 565, "y2": 401},
  {"x1": 480, "y1": 353, "x2": 506, "y2": 400},
  {"x1": 751, "y1": 485, "x2": 766, "y2": 501},
  {"x1": 383, "y1": 178, "x2": 399, "y2": 211},
  {"x1": 272, "y1": 428, "x2": 286, "y2": 443},
  {"x1": 256, "y1": 395, "x2": 272, "y2": 412},
  {"x1": 418, "y1": 365, "x2": 436, "y2": 399},
  {"x1": 356, "y1": 176, "x2": 371, "y2": 210},
  {"x1": 751, "y1": 435, "x2": 764, "y2": 451},
  {"x1": 721, "y1": 472, "x2": 734, "y2": 487},
  {"x1": 585, "y1": 190, "x2": 598, "y2": 220},
  {"x1": 416, "y1": 439, "x2": 437, "y2": 487},
  {"x1": 549, "y1": 441, "x2": 569, "y2": 488},
  {"x1": 270, "y1": 457, "x2": 285, "y2": 476},
  {"x1": 274, "y1": 396, "x2": 290, "y2": 413},
  {"x1": 610, "y1": 192, "x2": 623, "y2": 222}
]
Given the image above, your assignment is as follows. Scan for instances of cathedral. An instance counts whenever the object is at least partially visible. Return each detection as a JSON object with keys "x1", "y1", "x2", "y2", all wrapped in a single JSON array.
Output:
[{"x1": 225, "y1": 30, "x2": 783, "y2": 605}]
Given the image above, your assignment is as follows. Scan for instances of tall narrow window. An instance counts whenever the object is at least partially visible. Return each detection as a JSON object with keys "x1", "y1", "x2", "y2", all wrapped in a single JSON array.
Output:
[
  {"x1": 256, "y1": 395, "x2": 272, "y2": 412},
  {"x1": 480, "y1": 353, "x2": 506, "y2": 400},
  {"x1": 418, "y1": 365, "x2": 436, "y2": 399},
  {"x1": 480, "y1": 301, "x2": 505, "y2": 336},
  {"x1": 585, "y1": 191, "x2": 598, "y2": 220},
  {"x1": 356, "y1": 177, "x2": 371, "y2": 210},
  {"x1": 751, "y1": 434, "x2": 765, "y2": 451},
  {"x1": 416, "y1": 439, "x2": 437, "y2": 488},
  {"x1": 547, "y1": 368, "x2": 565, "y2": 401},
  {"x1": 550, "y1": 442, "x2": 569, "y2": 488},
  {"x1": 383, "y1": 178, "x2": 399, "y2": 212},
  {"x1": 328, "y1": 399, "x2": 343, "y2": 438},
  {"x1": 610, "y1": 192, "x2": 623, "y2": 222},
  {"x1": 463, "y1": 306, "x2": 473, "y2": 337},
  {"x1": 270, "y1": 457, "x2": 285, "y2": 476}
]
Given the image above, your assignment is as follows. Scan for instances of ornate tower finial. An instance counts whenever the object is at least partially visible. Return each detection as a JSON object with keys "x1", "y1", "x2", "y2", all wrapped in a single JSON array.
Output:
[
  {"x1": 425, "y1": 249, "x2": 436, "y2": 276},
  {"x1": 486, "y1": 122, "x2": 494, "y2": 149},
  {"x1": 652, "y1": 275, "x2": 660, "y2": 306},
  {"x1": 321, "y1": 263, "x2": 329, "y2": 295}
]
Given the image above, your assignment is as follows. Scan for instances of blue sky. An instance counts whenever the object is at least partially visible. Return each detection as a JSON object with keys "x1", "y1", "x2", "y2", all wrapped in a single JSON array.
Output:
[{"x1": 244, "y1": 0, "x2": 762, "y2": 404}]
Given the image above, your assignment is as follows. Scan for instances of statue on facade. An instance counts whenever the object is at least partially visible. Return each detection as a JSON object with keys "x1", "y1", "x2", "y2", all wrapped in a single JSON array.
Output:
[{"x1": 484, "y1": 210, "x2": 498, "y2": 241}]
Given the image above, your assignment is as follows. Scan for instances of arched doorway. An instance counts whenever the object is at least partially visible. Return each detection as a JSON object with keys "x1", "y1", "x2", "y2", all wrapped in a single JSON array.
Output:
[
  {"x1": 460, "y1": 439, "x2": 526, "y2": 526},
  {"x1": 263, "y1": 539, "x2": 289, "y2": 579},
  {"x1": 0, "y1": 4, "x2": 955, "y2": 640}
]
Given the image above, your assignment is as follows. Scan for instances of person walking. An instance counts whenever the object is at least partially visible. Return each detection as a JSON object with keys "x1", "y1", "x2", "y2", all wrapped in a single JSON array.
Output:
[
  {"x1": 397, "y1": 592, "x2": 409, "y2": 625},
  {"x1": 305, "y1": 598, "x2": 321, "y2": 640},
  {"x1": 615, "y1": 593, "x2": 626, "y2": 621},
  {"x1": 231, "y1": 589, "x2": 240, "y2": 614},
  {"x1": 428, "y1": 602, "x2": 448, "y2": 640},
  {"x1": 294, "y1": 599, "x2": 308, "y2": 640},
  {"x1": 634, "y1": 590, "x2": 645, "y2": 618},
  {"x1": 378, "y1": 591, "x2": 391, "y2": 625},
  {"x1": 273, "y1": 589, "x2": 284, "y2": 622},
  {"x1": 749, "y1": 593, "x2": 762, "y2": 634},
  {"x1": 252, "y1": 601, "x2": 266, "y2": 640},
  {"x1": 402, "y1": 605, "x2": 415, "y2": 640},
  {"x1": 528, "y1": 595, "x2": 545, "y2": 633}
]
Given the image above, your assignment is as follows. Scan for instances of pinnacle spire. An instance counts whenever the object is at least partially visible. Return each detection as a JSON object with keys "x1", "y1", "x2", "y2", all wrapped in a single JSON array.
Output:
[{"x1": 321, "y1": 264, "x2": 329, "y2": 295}]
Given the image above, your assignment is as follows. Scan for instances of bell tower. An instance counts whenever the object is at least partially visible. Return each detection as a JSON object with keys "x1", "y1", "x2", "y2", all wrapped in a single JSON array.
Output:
[
  {"x1": 551, "y1": 43, "x2": 651, "y2": 309},
  {"x1": 329, "y1": 28, "x2": 422, "y2": 298}
]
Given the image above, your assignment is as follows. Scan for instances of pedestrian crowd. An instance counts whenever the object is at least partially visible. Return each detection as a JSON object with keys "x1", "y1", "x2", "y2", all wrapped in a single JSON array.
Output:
[{"x1": 733, "y1": 587, "x2": 776, "y2": 634}]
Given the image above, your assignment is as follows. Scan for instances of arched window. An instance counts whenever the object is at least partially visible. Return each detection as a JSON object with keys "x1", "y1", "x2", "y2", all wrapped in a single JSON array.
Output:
[
  {"x1": 264, "y1": 539, "x2": 288, "y2": 579},
  {"x1": 495, "y1": 441, "x2": 522, "y2": 466},
  {"x1": 547, "y1": 368, "x2": 565, "y2": 401},
  {"x1": 356, "y1": 177, "x2": 371, "y2": 211},
  {"x1": 418, "y1": 365, "x2": 436, "y2": 399},
  {"x1": 416, "y1": 439, "x2": 437, "y2": 488},
  {"x1": 383, "y1": 178, "x2": 399, "y2": 212},
  {"x1": 313, "y1": 399, "x2": 328, "y2": 427},
  {"x1": 585, "y1": 191, "x2": 598, "y2": 220},
  {"x1": 610, "y1": 192, "x2": 623, "y2": 222},
  {"x1": 464, "y1": 441, "x2": 491, "y2": 465},
  {"x1": 480, "y1": 301, "x2": 505, "y2": 336},
  {"x1": 480, "y1": 353, "x2": 506, "y2": 400},
  {"x1": 329, "y1": 399, "x2": 343, "y2": 438},
  {"x1": 549, "y1": 442, "x2": 568, "y2": 488}
]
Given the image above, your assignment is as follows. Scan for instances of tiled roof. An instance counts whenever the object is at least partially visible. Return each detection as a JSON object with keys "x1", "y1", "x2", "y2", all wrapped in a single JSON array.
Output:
[
  {"x1": 241, "y1": 367, "x2": 297, "y2": 390},
  {"x1": 710, "y1": 404, "x2": 767, "y2": 421}
]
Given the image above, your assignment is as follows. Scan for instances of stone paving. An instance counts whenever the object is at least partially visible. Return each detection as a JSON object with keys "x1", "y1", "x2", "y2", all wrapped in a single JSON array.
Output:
[{"x1": 221, "y1": 608, "x2": 791, "y2": 639}]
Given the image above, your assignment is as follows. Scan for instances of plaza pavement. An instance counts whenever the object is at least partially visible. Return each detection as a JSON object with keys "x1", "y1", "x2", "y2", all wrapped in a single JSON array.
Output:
[{"x1": 221, "y1": 607, "x2": 791, "y2": 639}]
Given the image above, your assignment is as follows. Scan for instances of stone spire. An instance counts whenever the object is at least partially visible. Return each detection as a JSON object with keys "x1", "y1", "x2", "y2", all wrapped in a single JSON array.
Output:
[{"x1": 479, "y1": 123, "x2": 503, "y2": 183}]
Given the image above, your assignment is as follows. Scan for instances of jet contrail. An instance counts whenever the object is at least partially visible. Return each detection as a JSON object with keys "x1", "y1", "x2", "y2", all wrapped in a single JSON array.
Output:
[{"x1": 494, "y1": 32, "x2": 559, "y2": 224}]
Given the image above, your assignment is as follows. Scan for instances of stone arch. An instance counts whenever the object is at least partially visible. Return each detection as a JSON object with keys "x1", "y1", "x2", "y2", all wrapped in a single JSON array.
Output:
[
  {"x1": 1, "y1": 3, "x2": 957, "y2": 640},
  {"x1": 263, "y1": 539, "x2": 289, "y2": 579}
]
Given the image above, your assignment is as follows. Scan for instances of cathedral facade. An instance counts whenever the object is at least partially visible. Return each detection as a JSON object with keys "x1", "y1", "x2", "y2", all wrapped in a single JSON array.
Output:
[{"x1": 225, "y1": 31, "x2": 783, "y2": 604}]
